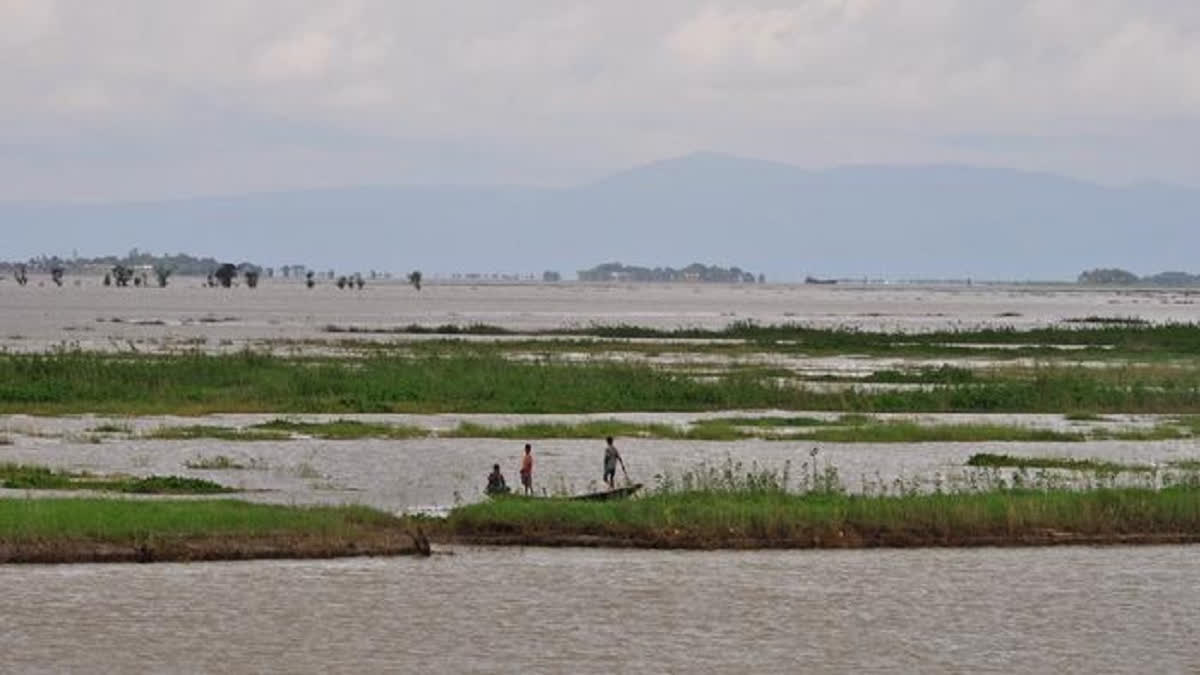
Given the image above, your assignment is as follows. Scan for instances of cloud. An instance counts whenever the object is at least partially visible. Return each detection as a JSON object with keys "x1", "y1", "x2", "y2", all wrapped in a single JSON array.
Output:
[
  {"x1": 0, "y1": 0, "x2": 57, "y2": 48},
  {"x1": 2, "y1": 0, "x2": 1200, "y2": 199}
]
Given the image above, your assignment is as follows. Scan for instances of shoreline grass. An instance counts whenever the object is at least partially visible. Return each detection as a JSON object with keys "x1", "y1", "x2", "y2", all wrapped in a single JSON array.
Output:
[
  {"x1": 0, "y1": 499, "x2": 422, "y2": 563},
  {"x1": 433, "y1": 486, "x2": 1200, "y2": 549}
]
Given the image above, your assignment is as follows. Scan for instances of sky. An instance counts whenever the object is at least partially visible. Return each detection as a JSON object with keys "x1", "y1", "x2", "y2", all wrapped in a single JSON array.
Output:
[{"x1": 3, "y1": 0, "x2": 1200, "y2": 201}]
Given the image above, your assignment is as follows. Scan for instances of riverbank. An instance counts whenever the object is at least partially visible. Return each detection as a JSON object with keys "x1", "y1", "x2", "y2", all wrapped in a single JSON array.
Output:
[
  {"x1": 0, "y1": 499, "x2": 425, "y2": 563},
  {"x1": 430, "y1": 487, "x2": 1200, "y2": 550}
]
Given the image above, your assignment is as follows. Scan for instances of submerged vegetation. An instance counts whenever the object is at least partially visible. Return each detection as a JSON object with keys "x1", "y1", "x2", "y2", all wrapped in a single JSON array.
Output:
[
  {"x1": 965, "y1": 453, "x2": 1152, "y2": 473},
  {"x1": 251, "y1": 418, "x2": 426, "y2": 440},
  {"x1": 147, "y1": 425, "x2": 291, "y2": 441},
  {"x1": 0, "y1": 463, "x2": 233, "y2": 494}
]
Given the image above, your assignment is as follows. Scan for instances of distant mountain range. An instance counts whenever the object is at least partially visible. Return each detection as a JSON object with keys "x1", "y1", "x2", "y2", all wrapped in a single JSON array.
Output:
[{"x1": 2, "y1": 152, "x2": 1197, "y2": 281}]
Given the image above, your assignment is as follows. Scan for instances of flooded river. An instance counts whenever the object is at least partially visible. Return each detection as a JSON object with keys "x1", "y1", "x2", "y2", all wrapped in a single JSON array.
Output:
[
  {"x1": 3, "y1": 545, "x2": 1197, "y2": 672},
  {"x1": 3, "y1": 279, "x2": 1199, "y2": 352},
  {"x1": 3, "y1": 281, "x2": 1199, "y2": 672},
  {"x1": 2, "y1": 417, "x2": 1198, "y2": 511}
]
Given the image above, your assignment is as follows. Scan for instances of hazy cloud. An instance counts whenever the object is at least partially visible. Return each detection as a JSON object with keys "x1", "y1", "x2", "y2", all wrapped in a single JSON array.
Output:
[{"x1": 2, "y1": 0, "x2": 1199, "y2": 199}]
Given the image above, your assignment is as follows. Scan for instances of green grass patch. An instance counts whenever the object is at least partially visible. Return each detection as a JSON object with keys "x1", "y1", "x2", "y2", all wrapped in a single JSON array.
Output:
[
  {"x1": 5, "y1": 347, "x2": 1200, "y2": 415},
  {"x1": 440, "y1": 485, "x2": 1200, "y2": 546},
  {"x1": 443, "y1": 420, "x2": 740, "y2": 441},
  {"x1": 798, "y1": 422, "x2": 1087, "y2": 443},
  {"x1": 0, "y1": 463, "x2": 234, "y2": 494},
  {"x1": 0, "y1": 498, "x2": 398, "y2": 542},
  {"x1": 1104, "y1": 425, "x2": 1190, "y2": 442},
  {"x1": 705, "y1": 415, "x2": 830, "y2": 428},
  {"x1": 147, "y1": 425, "x2": 292, "y2": 441},
  {"x1": 251, "y1": 418, "x2": 427, "y2": 440}
]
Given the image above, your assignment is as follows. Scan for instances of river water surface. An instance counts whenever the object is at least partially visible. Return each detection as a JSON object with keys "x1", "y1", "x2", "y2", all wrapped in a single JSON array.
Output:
[{"x1": 3, "y1": 546, "x2": 1197, "y2": 673}]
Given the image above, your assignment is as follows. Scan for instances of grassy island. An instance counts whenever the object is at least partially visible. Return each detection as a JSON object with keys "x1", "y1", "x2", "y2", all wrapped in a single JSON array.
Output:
[
  {"x1": 0, "y1": 499, "x2": 425, "y2": 563},
  {"x1": 433, "y1": 487, "x2": 1200, "y2": 549}
]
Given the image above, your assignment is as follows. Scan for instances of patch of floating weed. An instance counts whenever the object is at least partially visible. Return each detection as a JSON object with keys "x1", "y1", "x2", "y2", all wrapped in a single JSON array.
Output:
[
  {"x1": 88, "y1": 422, "x2": 132, "y2": 434},
  {"x1": 1103, "y1": 425, "x2": 1190, "y2": 442},
  {"x1": 705, "y1": 416, "x2": 829, "y2": 428},
  {"x1": 293, "y1": 462, "x2": 325, "y2": 480},
  {"x1": 965, "y1": 453, "x2": 1151, "y2": 473},
  {"x1": 0, "y1": 463, "x2": 234, "y2": 494},
  {"x1": 794, "y1": 422, "x2": 1086, "y2": 443},
  {"x1": 251, "y1": 418, "x2": 426, "y2": 440},
  {"x1": 1063, "y1": 411, "x2": 1110, "y2": 422},
  {"x1": 443, "y1": 420, "x2": 684, "y2": 440},
  {"x1": 184, "y1": 454, "x2": 267, "y2": 470},
  {"x1": 1063, "y1": 316, "x2": 1149, "y2": 325},
  {"x1": 147, "y1": 425, "x2": 291, "y2": 442}
]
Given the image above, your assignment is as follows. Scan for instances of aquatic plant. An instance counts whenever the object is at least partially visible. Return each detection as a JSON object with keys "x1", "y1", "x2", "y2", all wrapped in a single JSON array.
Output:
[
  {"x1": 0, "y1": 463, "x2": 233, "y2": 494},
  {"x1": 184, "y1": 454, "x2": 267, "y2": 470}
]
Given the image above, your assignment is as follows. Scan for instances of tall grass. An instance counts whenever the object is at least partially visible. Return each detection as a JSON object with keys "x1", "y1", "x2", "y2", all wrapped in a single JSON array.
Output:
[{"x1": 443, "y1": 486, "x2": 1200, "y2": 547}]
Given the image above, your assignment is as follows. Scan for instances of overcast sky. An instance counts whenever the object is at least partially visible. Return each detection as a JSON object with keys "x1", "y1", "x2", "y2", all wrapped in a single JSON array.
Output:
[{"x1": 3, "y1": 0, "x2": 1200, "y2": 201}]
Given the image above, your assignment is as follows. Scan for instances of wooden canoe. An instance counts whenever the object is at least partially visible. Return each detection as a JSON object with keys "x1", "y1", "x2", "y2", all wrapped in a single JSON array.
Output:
[
  {"x1": 568, "y1": 483, "x2": 643, "y2": 501},
  {"x1": 489, "y1": 483, "x2": 643, "y2": 501}
]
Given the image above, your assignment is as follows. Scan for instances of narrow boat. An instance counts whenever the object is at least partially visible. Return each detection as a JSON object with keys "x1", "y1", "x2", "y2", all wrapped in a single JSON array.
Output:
[
  {"x1": 568, "y1": 483, "x2": 643, "y2": 501},
  {"x1": 489, "y1": 483, "x2": 643, "y2": 501}
]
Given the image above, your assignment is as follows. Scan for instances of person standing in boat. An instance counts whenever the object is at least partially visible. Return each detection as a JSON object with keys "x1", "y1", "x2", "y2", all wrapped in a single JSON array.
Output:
[
  {"x1": 519, "y1": 443, "x2": 534, "y2": 495},
  {"x1": 603, "y1": 436, "x2": 626, "y2": 489}
]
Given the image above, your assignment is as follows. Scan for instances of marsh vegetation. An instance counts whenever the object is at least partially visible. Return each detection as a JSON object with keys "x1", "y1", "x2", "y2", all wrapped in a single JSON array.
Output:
[
  {"x1": 434, "y1": 457, "x2": 1200, "y2": 549},
  {"x1": 0, "y1": 463, "x2": 233, "y2": 494},
  {"x1": 0, "y1": 499, "x2": 421, "y2": 563}
]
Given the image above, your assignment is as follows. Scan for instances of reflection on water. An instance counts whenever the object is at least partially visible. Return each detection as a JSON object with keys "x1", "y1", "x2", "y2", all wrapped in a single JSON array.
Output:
[{"x1": 2, "y1": 546, "x2": 1197, "y2": 673}]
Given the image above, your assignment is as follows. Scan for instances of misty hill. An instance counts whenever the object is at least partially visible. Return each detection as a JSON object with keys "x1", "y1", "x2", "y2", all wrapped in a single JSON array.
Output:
[{"x1": 2, "y1": 152, "x2": 1197, "y2": 281}]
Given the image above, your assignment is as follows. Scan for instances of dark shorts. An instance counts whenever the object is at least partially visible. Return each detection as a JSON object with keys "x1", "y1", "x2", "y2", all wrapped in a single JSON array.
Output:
[
  {"x1": 521, "y1": 473, "x2": 532, "y2": 487},
  {"x1": 603, "y1": 468, "x2": 616, "y2": 481}
]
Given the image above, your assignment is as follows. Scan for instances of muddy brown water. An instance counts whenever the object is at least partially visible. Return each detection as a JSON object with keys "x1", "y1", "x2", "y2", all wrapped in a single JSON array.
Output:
[
  {"x1": 4, "y1": 280, "x2": 1200, "y2": 353},
  {"x1": 4, "y1": 282, "x2": 1200, "y2": 671},
  {"x1": 3, "y1": 546, "x2": 1198, "y2": 672},
  {"x1": 1, "y1": 417, "x2": 1197, "y2": 511}
]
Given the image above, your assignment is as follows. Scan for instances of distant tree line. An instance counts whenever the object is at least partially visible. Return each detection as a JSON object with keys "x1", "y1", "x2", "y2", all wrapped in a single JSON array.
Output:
[
  {"x1": 577, "y1": 262, "x2": 764, "y2": 283},
  {"x1": 1, "y1": 249, "x2": 231, "y2": 277},
  {"x1": 1078, "y1": 268, "x2": 1200, "y2": 286}
]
